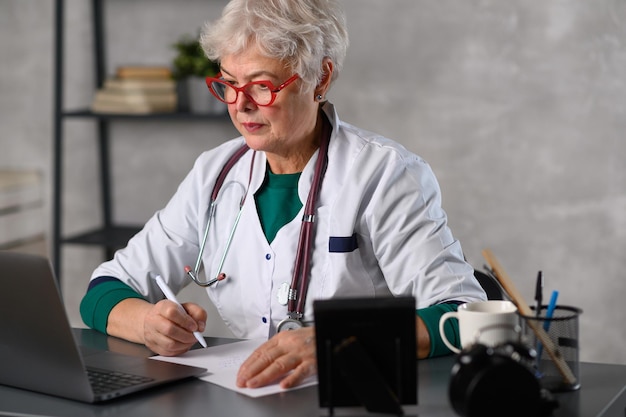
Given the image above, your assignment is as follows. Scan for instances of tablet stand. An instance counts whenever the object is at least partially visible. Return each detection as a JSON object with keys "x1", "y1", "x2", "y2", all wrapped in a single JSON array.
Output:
[
  {"x1": 327, "y1": 336, "x2": 405, "y2": 416},
  {"x1": 314, "y1": 297, "x2": 417, "y2": 416}
]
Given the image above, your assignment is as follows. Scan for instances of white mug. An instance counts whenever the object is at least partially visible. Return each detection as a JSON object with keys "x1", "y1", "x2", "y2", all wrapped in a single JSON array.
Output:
[{"x1": 439, "y1": 300, "x2": 519, "y2": 354}]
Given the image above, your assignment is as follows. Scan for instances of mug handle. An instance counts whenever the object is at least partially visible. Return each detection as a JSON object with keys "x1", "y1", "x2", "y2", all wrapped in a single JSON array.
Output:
[{"x1": 439, "y1": 311, "x2": 461, "y2": 354}]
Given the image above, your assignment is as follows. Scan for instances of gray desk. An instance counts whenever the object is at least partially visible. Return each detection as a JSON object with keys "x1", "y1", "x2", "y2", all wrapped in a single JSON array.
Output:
[{"x1": 0, "y1": 329, "x2": 624, "y2": 417}]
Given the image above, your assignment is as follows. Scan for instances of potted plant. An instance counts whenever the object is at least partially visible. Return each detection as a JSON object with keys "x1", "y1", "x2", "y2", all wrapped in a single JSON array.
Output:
[{"x1": 171, "y1": 34, "x2": 224, "y2": 114}]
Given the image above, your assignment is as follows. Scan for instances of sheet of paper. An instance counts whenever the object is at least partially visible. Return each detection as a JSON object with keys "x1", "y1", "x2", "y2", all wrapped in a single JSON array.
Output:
[{"x1": 152, "y1": 338, "x2": 317, "y2": 397}]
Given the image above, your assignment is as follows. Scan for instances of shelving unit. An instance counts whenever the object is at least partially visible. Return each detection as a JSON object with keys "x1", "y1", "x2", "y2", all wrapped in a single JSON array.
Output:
[{"x1": 52, "y1": 0, "x2": 226, "y2": 281}]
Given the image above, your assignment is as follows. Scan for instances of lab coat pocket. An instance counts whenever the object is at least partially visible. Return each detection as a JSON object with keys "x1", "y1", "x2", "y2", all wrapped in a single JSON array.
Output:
[
  {"x1": 325, "y1": 237, "x2": 378, "y2": 296},
  {"x1": 328, "y1": 233, "x2": 358, "y2": 253}
]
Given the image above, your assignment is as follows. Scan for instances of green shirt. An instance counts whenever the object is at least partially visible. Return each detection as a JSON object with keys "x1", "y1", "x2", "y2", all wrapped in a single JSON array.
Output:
[{"x1": 255, "y1": 169, "x2": 303, "y2": 244}]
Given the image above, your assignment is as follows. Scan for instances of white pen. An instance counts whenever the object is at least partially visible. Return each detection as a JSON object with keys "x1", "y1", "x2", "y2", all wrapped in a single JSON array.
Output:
[{"x1": 154, "y1": 274, "x2": 208, "y2": 348}]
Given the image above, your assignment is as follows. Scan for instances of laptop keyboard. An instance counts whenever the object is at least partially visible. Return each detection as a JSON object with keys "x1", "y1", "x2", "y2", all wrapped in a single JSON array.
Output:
[{"x1": 87, "y1": 368, "x2": 155, "y2": 394}]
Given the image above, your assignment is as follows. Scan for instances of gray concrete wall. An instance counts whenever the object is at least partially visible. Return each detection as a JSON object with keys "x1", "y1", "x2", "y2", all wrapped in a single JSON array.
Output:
[{"x1": 1, "y1": 0, "x2": 624, "y2": 364}]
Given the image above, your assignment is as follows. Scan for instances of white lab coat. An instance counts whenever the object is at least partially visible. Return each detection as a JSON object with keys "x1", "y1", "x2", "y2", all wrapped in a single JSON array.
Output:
[{"x1": 92, "y1": 102, "x2": 486, "y2": 339}]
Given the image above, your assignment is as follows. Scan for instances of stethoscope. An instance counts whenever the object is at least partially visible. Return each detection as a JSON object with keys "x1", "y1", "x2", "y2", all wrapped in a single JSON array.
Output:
[{"x1": 184, "y1": 116, "x2": 331, "y2": 332}]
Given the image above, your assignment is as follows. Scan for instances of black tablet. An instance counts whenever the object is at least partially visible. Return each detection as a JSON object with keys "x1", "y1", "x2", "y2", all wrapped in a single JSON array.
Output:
[{"x1": 314, "y1": 296, "x2": 418, "y2": 415}]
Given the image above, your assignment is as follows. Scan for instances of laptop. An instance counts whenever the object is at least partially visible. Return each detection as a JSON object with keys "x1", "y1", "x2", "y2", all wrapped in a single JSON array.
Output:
[{"x1": 0, "y1": 251, "x2": 206, "y2": 403}]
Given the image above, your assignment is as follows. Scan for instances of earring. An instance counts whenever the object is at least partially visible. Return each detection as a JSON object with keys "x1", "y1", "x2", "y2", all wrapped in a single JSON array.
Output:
[{"x1": 316, "y1": 94, "x2": 323, "y2": 101}]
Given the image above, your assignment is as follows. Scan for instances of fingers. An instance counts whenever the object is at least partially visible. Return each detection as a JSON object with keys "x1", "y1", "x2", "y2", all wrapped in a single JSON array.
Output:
[
  {"x1": 278, "y1": 357, "x2": 317, "y2": 389},
  {"x1": 143, "y1": 300, "x2": 207, "y2": 356},
  {"x1": 236, "y1": 327, "x2": 317, "y2": 389},
  {"x1": 182, "y1": 302, "x2": 207, "y2": 333}
]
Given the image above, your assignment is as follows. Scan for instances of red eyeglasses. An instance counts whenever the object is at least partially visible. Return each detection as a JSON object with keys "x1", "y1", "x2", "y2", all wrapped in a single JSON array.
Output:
[{"x1": 205, "y1": 73, "x2": 300, "y2": 106}]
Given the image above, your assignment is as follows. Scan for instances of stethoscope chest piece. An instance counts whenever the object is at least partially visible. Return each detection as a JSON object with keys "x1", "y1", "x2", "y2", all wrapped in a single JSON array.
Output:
[{"x1": 277, "y1": 317, "x2": 303, "y2": 332}]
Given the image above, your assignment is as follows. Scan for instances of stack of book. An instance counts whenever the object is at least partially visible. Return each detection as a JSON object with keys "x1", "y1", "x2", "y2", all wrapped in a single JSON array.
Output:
[
  {"x1": 91, "y1": 66, "x2": 177, "y2": 114},
  {"x1": 0, "y1": 170, "x2": 44, "y2": 249}
]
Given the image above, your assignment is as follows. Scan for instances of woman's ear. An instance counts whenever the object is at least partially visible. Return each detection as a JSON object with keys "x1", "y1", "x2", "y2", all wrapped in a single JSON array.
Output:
[{"x1": 314, "y1": 58, "x2": 334, "y2": 101}]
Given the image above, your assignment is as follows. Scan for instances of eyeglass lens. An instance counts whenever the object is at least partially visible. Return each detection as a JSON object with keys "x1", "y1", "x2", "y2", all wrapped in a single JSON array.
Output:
[{"x1": 210, "y1": 81, "x2": 274, "y2": 106}]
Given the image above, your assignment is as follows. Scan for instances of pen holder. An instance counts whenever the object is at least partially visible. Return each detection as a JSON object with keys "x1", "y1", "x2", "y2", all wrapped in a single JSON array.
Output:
[{"x1": 519, "y1": 305, "x2": 582, "y2": 392}]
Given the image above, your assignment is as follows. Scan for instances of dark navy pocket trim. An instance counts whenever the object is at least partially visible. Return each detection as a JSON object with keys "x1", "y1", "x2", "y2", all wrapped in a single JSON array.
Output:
[{"x1": 329, "y1": 233, "x2": 358, "y2": 253}]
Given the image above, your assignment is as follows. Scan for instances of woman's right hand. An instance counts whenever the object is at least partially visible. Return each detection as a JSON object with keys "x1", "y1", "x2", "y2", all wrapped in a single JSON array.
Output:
[
  {"x1": 143, "y1": 300, "x2": 207, "y2": 356},
  {"x1": 107, "y1": 298, "x2": 207, "y2": 356}
]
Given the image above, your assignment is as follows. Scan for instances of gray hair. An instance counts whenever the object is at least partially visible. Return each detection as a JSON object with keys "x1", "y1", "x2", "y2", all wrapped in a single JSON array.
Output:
[{"x1": 199, "y1": 0, "x2": 349, "y2": 92}]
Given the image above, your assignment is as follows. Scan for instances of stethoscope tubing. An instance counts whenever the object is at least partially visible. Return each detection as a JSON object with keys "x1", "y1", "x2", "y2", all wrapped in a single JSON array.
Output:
[
  {"x1": 215, "y1": 206, "x2": 244, "y2": 279},
  {"x1": 287, "y1": 118, "x2": 331, "y2": 319},
  {"x1": 186, "y1": 144, "x2": 253, "y2": 286},
  {"x1": 193, "y1": 202, "x2": 216, "y2": 276},
  {"x1": 188, "y1": 114, "x2": 331, "y2": 325}
]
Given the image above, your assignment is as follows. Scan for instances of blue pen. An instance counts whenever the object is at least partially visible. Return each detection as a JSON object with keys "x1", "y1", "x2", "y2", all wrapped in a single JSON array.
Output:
[
  {"x1": 537, "y1": 290, "x2": 559, "y2": 362},
  {"x1": 543, "y1": 290, "x2": 559, "y2": 331}
]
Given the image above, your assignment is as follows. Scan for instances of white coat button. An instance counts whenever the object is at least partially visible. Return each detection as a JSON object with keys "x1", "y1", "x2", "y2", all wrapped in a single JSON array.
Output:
[{"x1": 265, "y1": 253, "x2": 271, "y2": 260}]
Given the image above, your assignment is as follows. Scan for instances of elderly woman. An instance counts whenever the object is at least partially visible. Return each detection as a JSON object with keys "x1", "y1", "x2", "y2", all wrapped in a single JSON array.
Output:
[{"x1": 80, "y1": 0, "x2": 486, "y2": 390}]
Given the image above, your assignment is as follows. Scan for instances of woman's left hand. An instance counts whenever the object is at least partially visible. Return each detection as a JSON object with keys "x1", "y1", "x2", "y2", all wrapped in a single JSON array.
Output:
[{"x1": 236, "y1": 327, "x2": 317, "y2": 389}]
